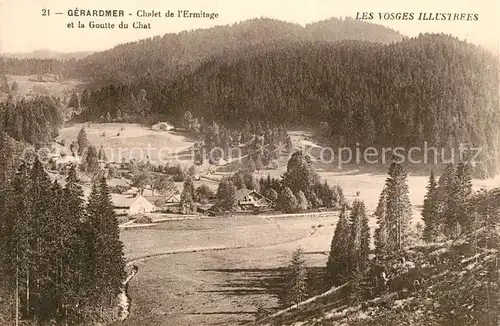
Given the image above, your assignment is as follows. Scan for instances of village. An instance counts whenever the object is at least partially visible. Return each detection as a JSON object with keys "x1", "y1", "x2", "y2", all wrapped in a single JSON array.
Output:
[{"x1": 41, "y1": 120, "x2": 305, "y2": 228}]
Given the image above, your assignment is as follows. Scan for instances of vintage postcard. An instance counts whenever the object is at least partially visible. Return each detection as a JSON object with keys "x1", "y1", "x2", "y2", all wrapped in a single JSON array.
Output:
[{"x1": 0, "y1": 0, "x2": 499, "y2": 325}]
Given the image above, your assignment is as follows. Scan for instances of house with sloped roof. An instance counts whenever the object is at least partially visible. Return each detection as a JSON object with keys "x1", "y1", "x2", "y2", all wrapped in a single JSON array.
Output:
[
  {"x1": 234, "y1": 189, "x2": 272, "y2": 211},
  {"x1": 111, "y1": 194, "x2": 156, "y2": 216}
]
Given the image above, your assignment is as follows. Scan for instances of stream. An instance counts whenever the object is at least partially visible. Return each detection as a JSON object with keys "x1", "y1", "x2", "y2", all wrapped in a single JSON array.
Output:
[{"x1": 118, "y1": 264, "x2": 139, "y2": 321}]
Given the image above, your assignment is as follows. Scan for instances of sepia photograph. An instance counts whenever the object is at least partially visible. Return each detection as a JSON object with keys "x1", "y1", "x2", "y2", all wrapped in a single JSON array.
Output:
[{"x1": 0, "y1": 0, "x2": 499, "y2": 325}]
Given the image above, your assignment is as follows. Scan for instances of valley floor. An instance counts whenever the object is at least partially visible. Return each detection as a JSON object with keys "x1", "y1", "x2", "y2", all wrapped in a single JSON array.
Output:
[{"x1": 119, "y1": 214, "x2": 336, "y2": 326}]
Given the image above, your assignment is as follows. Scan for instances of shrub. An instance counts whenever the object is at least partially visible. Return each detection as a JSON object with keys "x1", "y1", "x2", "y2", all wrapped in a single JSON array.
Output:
[
  {"x1": 173, "y1": 172, "x2": 186, "y2": 182},
  {"x1": 133, "y1": 215, "x2": 153, "y2": 224}
]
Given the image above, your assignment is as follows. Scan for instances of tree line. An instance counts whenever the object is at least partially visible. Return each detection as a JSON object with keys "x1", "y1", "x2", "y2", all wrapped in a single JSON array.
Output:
[{"x1": 0, "y1": 161, "x2": 125, "y2": 325}]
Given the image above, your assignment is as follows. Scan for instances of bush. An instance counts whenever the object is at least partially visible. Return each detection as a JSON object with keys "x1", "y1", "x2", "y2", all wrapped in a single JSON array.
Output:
[
  {"x1": 173, "y1": 172, "x2": 186, "y2": 182},
  {"x1": 164, "y1": 164, "x2": 183, "y2": 175},
  {"x1": 133, "y1": 214, "x2": 153, "y2": 224}
]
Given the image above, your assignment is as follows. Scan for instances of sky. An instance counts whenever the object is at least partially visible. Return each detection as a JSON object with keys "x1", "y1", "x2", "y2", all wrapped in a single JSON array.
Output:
[{"x1": 0, "y1": 0, "x2": 498, "y2": 54}]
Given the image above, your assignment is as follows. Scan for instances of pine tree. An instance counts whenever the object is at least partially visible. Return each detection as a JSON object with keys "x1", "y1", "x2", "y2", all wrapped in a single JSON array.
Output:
[
  {"x1": 2, "y1": 161, "x2": 31, "y2": 324},
  {"x1": 84, "y1": 145, "x2": 100, "y2": 175},
  {"x1": 98, "y1": 145, "x2": 107, "y2": 162},
  {"x1": 384, "y1": 161, "x2": 413, "y2": 252},
  {"x1": 215, "y1": 177, "x2": 236, "y2": 212},
  {"x1": 285, "y1": 135, "x2": 293, "y2": 153},
  {"x1": 68, "y1": 93, "x2": 79, "y2": 108},
  {"x1": 332, "y1": 185, "x2": 345, "y2": 207},
  {"x1": 232, "y1": 170, "x2": 246, "y2": 190},
  {"x1": 180, "y1": 177, "x2": 195, "y2": 214},
  {"x1": 26, "y1": 158, "x2": 54, "y2": 321},
  {"x1": 283, "y1": 247, "x2": 308, "y2": 307},
  {"x1": 325, "y1": 206, "x2": 351, "y2": 288},
  {"x1": 77, "y1": 126, "x2": 89, "y2": 156},
  {"x1": 254, "y1": 153, "x2": 264, "y2": 171},
  {"x1": 282, "y1": 151, "x2": 319, "y2": 202},
  {"x1": 85, "y1": 178, "x2": 126, "y2": 312},
  {"x1": 80, "y1": 89, "x2": 90, "y2": 109},
  {"x1": 374, "y1": 187, "x2": 388, "y2": 256},
  {"x1": 264, "y1": 188, "x2": 278, "y2": 207},
  {"x1": 439, "y1": 164, "x2": 462, "y2": 239},
  {"x1": 348, "y1": 200, "x2": 370, "y2": 274},
  {"x1": 456, "y1": 161, "x2": 473, "y2": 232},
  {"x1": 296, "y1": 190, "x2": 308, "y2": 211},
  {"x1": 437, "y1": 163, "x2": 455, "y2": 201},
  {"x1": 277, "y1": 187, "x2": 298, "y2": 213},
  {"x1": 247, "y1": 156, "x2": 256, "y2": 173},
  {"x1": 422, "y1": 170, "x2": 441, "y2": 242},
  {"x1": 11, "y1": 81, "x2": 19, "y2": 93},
  {"x1": 60, "y1": 165, "x2": 89, "y2": 323}
]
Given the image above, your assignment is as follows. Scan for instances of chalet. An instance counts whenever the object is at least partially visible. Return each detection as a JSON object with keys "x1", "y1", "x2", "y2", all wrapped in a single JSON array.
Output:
[
  {"x1": 152, "y1": 121, "x2": 174, "y2": 131},
  {"x1": 165, "y1": 193, "x2": 181, "y2": 204},
  {"x1": 111, "y1": 194, "x2": 156, "y2": 216},
  {"x1": 234, "y1": 189, "x2": 272, "y2": 211}
]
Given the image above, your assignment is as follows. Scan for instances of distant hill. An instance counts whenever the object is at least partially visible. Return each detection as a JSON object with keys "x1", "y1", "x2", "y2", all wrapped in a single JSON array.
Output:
[
  {"x1": 71, "y1": 17, "x2": 403, "y2": 84},
  {"x1": 3, "y1": 50, "x2": 94, "y2": 60}
]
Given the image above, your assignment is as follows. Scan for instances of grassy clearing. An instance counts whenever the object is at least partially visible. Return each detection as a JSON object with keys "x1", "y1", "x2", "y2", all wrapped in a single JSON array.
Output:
[
  {"x1": 6, "y1": 75, "x2": 83, "y2": 99},
  {"x1": 58, "y1": 123, "x2": 197, "y2": 165},
  {"x1": 120, "y1": 214, "x2": 337, "y2": 326}
]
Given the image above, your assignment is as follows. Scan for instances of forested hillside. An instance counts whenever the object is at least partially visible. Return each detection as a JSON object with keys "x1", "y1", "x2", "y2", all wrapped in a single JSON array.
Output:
[{"x1": 153, "y1": 34, "x2": 498, "y2": 176}]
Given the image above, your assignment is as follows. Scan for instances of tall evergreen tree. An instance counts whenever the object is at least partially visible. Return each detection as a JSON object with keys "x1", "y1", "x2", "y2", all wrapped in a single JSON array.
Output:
[
  {"x1": 456, "y1": 161, "x2": 473, "y2": 232},
  {"x1": 422, "y1": 170, "x2": 442, "y2": 242},
  {"x1": 247, "y1": 156, "x2": 256, "y2": 173},
  {"x1": 296, "y1": 190, "x2": 308, "y2": 211},
  {"x1": 85, "y1": 178, "x2": 126, "y2": 312},
  {"x1": 180, "y1": 177, "x2": 195, "y2": 214},
  {"x1": 348, "y1": 200, "x2": 370, "y2": 273},
  {"x1": 83, "y1": 145, "x2": 100, "y2": 175},
  {"x1": 325, "y1": 206, "x2": 351, "y2": 288},
  {"x1": 98, "y1": 145, "x2": 107, "y2": 162},
  {"x1": 277, "y1": 187, "x2": 298, "y2": 213},
  {"x1": 60, "y1": 165, "x2": 89, "y2": 323},
  {"x1": 282, "y1": 151, "x2": 320, "y2": 205},
  {"x1": 374, "y1": 187, "x2": 388, "y2": 256},
  {"x1": 26, "y1": 158, "x2": 55, "y2": 322},
  {"x1": 439, "y1": 164, "x2": 462, "y2": 239},
  {"x1": 68, "y1": 93, "x2": 80, "y2": 109},
  {"x1": 384, "y1": 161, "x2": 413, "y2": 252},
  {"x1": 2, "y1": 161, "x2": 31, "y2": 324},
  {"x1": 283, "y1": 247, "x2": 308, "y2": 308},
  {"x1": 215, "y1": 177, "x2": 236, "y2": 211},
  {"x1": 77, "y1": 126, "x2": 89, "y2": 157}
]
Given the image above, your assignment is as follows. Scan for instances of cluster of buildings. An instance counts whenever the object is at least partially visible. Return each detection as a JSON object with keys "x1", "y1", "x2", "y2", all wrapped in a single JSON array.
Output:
[{"x1": 108, "y1": 180, "x2": 272, "y2": 218}]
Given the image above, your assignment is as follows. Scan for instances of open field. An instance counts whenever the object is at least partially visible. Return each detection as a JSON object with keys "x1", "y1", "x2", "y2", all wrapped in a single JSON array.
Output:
[
  {"x1": 5, "y1": 74, "x2": 83, "y2": 99},
  {"x1": 58, "y1": 123, "x2": 199, "y2": 165},
  {"x1": 119, "y1": 214, "x2": 337, "y2": 326}
]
